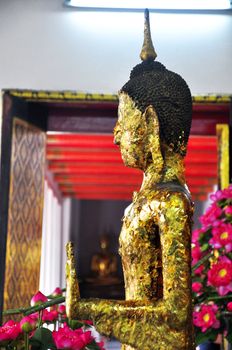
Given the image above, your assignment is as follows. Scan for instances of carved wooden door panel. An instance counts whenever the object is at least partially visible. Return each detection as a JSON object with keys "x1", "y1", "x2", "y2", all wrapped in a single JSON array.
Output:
[{"x1": 0, "y1": 93, "x2": 46, "y2": 320}]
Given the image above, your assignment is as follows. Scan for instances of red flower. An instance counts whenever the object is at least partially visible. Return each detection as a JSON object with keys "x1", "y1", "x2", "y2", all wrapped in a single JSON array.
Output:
[
  {"x1": 200, "y1": 203, "x2": 222, "y2": 228},
  {"x1": 30, "y1": 312, "x2": 39, "y2": 321},
  {"x1": 207, "y1": 256, "x2": 232, "y2": 295},
  {"x1": 97, "y1": 340, "x2": 106, "y2": 350},
  {"x1": 192, "y1": 229, "x2": 204, "y2": 244},
  {"x1": 52, "y1": 287, "x2": 63, "y2": 297},
  {"x1": 227, "y1": 302, "x2": 232, "y2": 312},
  {"x1": 20, "y1": 316, "x2": 37, "y2": 333},
  {"x1": 192, "y1": 282, "x2": 203, "y2": 293},
  {"x1": 209, "y1": 222, "x2": 232, "y2": 252},
  {"x1": 193, "y1": 304, "x2": 220, "y2": 332},
  {"x1": 52, "y1": 324, "x2": 94, "y2": 350},
  {"x1": 58, "y1": 305, "x2": 66, "y2": 315},
  {"x1": 210, "y1": 186, "x2": 232, "y2": 202},
  {"x1": 225, "y1": 206, "x2": 232, "y2": 217},
  {"x1": 0, "y1": 320, "x2": 21, "y2": 343},
  {"x1": 42, "y1": 309, "x2": 58, "y2": 323},
  {"x1": 72, "y1": 330, "x2": 93, "y2": 349},
  {"x1": 31, "y1": 291, "x2": 48, "y2": 306},
  {"x1": 192, "y1": 243, "x2": 202, "y2": 261},
  {"x1": 193, "y1": 265, "x2": 204, "y2": 276},
  {"x1": 52, "y1": 326, "x2": 73, "y2": 349},
  {"x1": 192, "y1": 185, "x2": 232, "y2": 343},
  {"x1": 192, "y1": 243, "x2": 204, "y2": 275}
]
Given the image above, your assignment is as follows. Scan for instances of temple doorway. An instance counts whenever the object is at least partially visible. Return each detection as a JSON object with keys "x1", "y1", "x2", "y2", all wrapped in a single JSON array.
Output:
[{"x1": 0, "y1": 90, "x2": 231, "y2": 320}]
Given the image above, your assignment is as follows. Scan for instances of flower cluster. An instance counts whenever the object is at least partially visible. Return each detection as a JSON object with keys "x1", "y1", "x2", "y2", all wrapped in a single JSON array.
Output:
[
  {"x1": 0, "y1": 289, "x2": 105, "y2": 350},
  {"x1": 0, "y1": 320, "x2": 21, "y2": 343},
  {"x1": 53, "y1": 324, "x2": 104, "y2": 350},
  {"x1": 192, "y1": 185, "x2": 232, "y2": 345}
]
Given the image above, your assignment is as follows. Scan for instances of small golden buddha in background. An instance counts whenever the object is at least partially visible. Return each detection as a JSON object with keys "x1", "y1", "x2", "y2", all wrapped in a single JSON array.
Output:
[{"x1": 86, "y1": 234, "x2": 120, "y2": 285}]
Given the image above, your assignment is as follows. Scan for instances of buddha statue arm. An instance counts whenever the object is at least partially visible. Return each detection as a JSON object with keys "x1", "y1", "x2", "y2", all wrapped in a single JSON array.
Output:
[
  {"x1": 158, "y1": 191, "x2": 193, "y2": 325},
  {"x1": 75, "y1": 298, "x2": 193, "y2": 349},
  {"x1": 74, "y1": 297, "x2": 179, "y2": 349},
  {"x1": 156, "y1": 190, "x2": 194, "y2": 350},
  {"x1": 66, "y1": 246, "x2": 165, "y2": 347}
]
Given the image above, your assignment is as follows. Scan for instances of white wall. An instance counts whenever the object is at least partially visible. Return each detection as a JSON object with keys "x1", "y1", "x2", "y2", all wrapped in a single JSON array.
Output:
[
  {"x1": 40, "y1": 180, "x2": 71, "y2": 295},
  {"x1": 0, "y1": 0, "x2": 231, "y2": 95}
]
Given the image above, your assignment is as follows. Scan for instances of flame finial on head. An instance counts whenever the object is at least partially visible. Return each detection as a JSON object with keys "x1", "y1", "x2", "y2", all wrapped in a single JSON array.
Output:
[{"x1": 140, "y1": 9, "x2": 157, "y2": 61}]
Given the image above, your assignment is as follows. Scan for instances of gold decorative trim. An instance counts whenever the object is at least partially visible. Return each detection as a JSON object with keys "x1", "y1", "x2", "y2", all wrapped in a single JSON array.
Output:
[
  {"x1": 192, "y1": 95, "x2": 231, "y2": 103},
  {"x1": 7, "y1": 90, "x2": 118, "y2": 102},
  {"x1": 216, "y1": 124, "x2": 230, "y2": 190},
  {"x1": 5, "y1": 90, "x2": 232, "y2": 104}
]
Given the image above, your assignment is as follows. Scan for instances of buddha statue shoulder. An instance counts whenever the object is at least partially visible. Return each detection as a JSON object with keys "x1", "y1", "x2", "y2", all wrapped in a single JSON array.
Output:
[{"x1": 66, "y1": 9, "x2": 194, "y2": 350}]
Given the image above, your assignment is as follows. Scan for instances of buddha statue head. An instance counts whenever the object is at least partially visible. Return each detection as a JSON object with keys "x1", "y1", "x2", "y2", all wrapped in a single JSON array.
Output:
[{"x1": 114, "y1": 10, "x2": 192, "y2": 178}]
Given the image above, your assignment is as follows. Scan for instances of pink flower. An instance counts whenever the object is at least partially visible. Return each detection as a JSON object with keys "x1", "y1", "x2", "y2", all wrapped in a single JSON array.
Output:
[
  {"x1": 227, "y1": 302, "x2": 232, "y2": 312},
  {"x1": 200, "y1": 203, "x2": 222, "y2": 228},
  {"x1": 210, "y1": 186, "x2": 232, "y2": 202},
  {"x1": 225, "y1": 206, "x2": 232, "y2": 216},
  {"x1": 30, "y1": 312, "x2": 39, "y2": 321},
  {"x1": 97, "y1": 340, "x2": 106, "y2": 350},
  {"x1": 31, "y1": 291, "x2": 48, "y2": 306},
  {"x1": 192, "y1": 282, "x2": 203, "y2": 293},
  {"x1": 0, "y1": 320, "x2": 21, "y2": 342},
  {"x1": 193, "y1": 265, "x2": 204, "y2": 276},
  {"x1": 72, "y1": 330, "x2": 93, "y2": 349},
  {"x1": 52, "y1": 324, "x2": 93, "y2": 350},
  {"x1": 192, "y1": 243, "x2": 202, "y2": 261},
  {"x1": 58, "y1": 304, "x2": 66, "y2": 314},
  {"x1": 192, "y1": 243, "x2": 204, "y2": 275},
  {"x1": 52, "y1": 326, "x2": 73, "y2": 349},
  {"x1": 192, "y1": 229, "x2": 204, "y2": 244},
  {"x1": 193, "y1": 304, "x2": 220, "y2": 332},
  {"x1": 42, "y1": 309, "x2": 58, "y2": 323},
  {"x1": 20, "y1": 316, "x2": 37, "y2": 333},
  {"x1": 52, "y1": 287, "x2": 63, "y2": 297},
  {"x1": 209, "y1": 222, "x2": 232, "y2": 252},
  {"x1": 207, "y1": 256, "x2": 232, "y2": 295}
]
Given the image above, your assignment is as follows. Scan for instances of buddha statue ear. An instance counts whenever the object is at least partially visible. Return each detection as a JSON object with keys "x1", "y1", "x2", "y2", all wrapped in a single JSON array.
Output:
[{"x1": 143, "y1": 105, "x2": 164, "y2": 176}]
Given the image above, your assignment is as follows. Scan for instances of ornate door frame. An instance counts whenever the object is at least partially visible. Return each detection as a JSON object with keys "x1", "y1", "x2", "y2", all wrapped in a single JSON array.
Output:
[{"x1": 0, "y1": 92, "x2": 47, "y2": 321}]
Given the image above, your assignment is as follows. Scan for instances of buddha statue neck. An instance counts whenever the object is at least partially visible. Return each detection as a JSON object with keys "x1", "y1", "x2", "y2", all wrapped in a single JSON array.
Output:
[{"x1": 140, "y1": 150, "x2": 186, "y2": 192}]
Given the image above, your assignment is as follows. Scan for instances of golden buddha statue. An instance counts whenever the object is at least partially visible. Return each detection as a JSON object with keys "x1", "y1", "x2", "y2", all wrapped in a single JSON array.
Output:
[
  {"x1": 86, "y1": 234, "x2": 120, "y2": 285},
  {"x1": 66, "y1": 9, "x2": 194, "y2": 350}
]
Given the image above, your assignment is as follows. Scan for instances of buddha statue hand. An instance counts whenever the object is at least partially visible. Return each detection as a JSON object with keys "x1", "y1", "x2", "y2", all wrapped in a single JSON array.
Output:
[{"x1": 66, "y1": 242, "x2": 80, "y2": 320}]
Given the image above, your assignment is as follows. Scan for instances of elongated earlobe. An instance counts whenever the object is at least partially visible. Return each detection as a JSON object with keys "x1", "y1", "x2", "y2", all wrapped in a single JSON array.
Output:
[{"x1": 144, "y1": 106, "x2": 164, "y2": 175}]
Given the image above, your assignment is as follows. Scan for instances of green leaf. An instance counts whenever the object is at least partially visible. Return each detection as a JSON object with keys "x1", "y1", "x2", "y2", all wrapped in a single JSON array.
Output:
[
  {"x1": 192, "y1": 252, "x2": 213, "y2": 272},
  {"x1": 192, "y1": 276, "x2": 204, "y2": 283},
  {"x1": 68, "y1": 319, "x2": 85, "y2": 329},
  {"x1": 30, "y1": 327, "x2": 56, "y2": 350},
  {"x1": 195, "y1": 328, "x2": 218, "y2": 345},
  {"x1": 217, "y1": 199, "x2": 226, "y2": 208},
  {"x1": 85, "y1": 340, "x2": 102, "y2": 350},
  {"x1": 29, "y1": 339, "x2": 42, "y2": 350},
  {"x1": 225, "y1": 318, "x2": 232, "y2": 344},
  {"x1": 201, "y1": 243, "x2": 209, "y2": 252}
]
